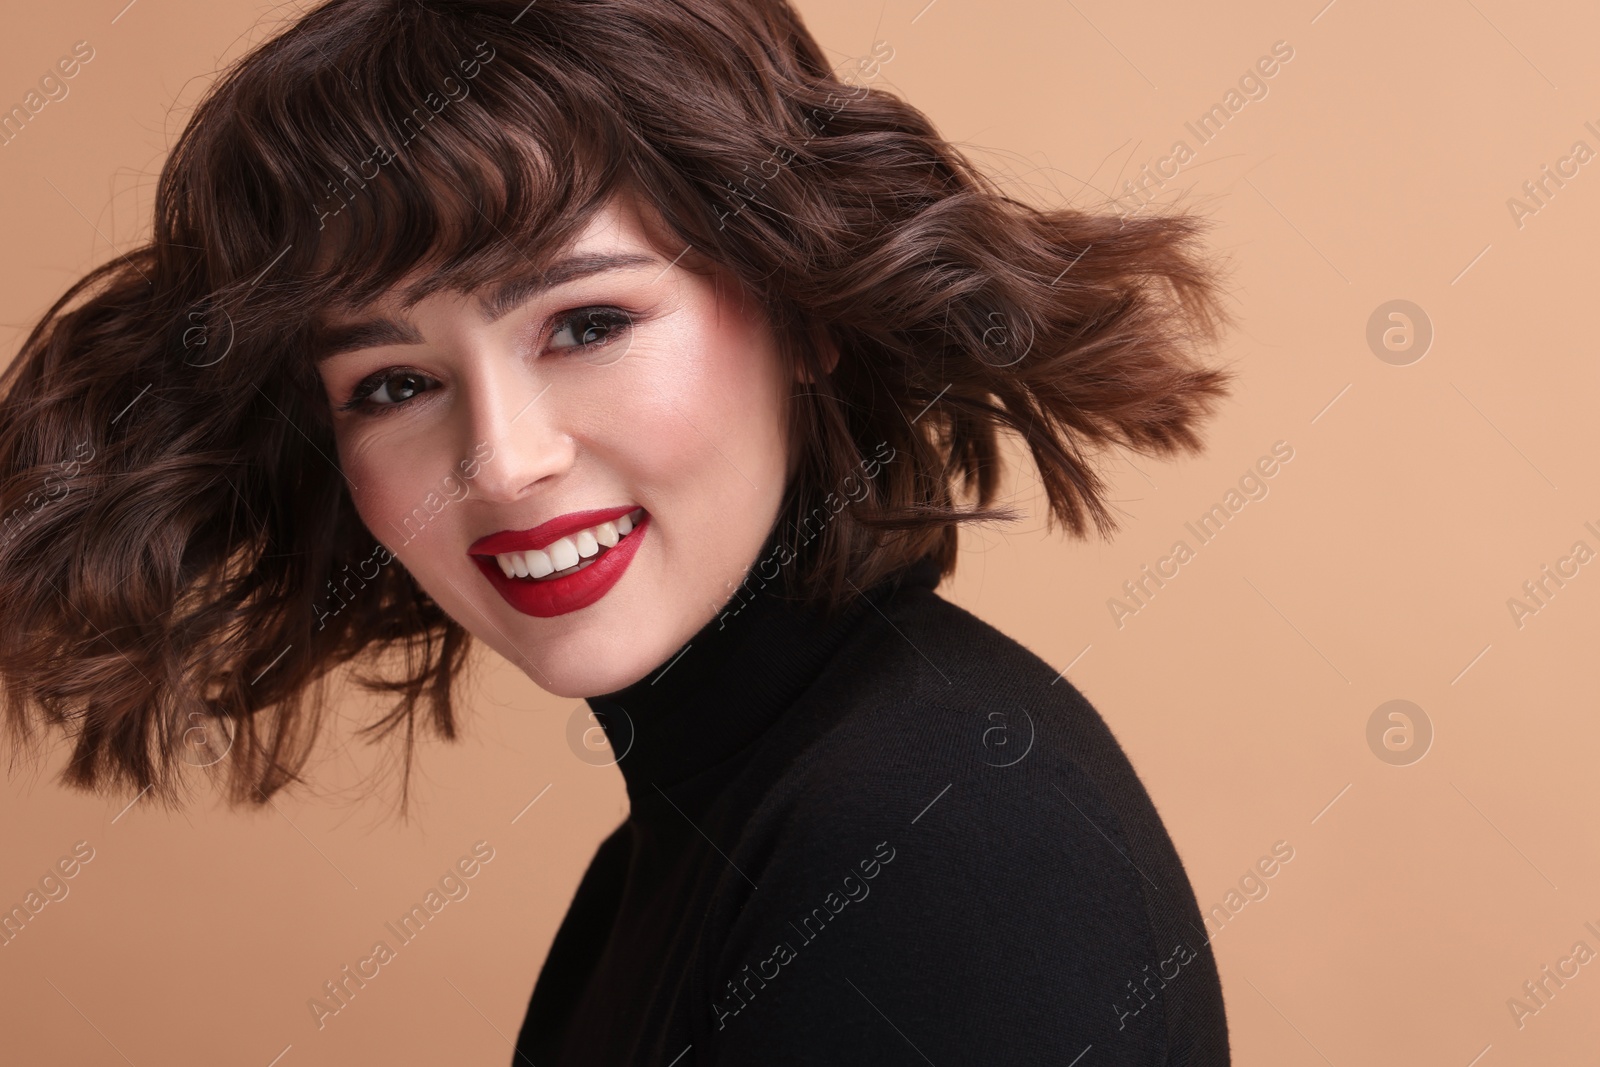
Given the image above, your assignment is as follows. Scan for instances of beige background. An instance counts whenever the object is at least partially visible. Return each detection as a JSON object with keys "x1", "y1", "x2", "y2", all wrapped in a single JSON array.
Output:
[{"x1": 3, "y1": 0, "x2": 1598, "y2": 1063}]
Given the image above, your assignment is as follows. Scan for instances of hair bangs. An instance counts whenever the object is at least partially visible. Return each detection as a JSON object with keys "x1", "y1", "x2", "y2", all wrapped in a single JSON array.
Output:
[{"x1": 165, "y1": 4, "x2": 635, "y2": 337}]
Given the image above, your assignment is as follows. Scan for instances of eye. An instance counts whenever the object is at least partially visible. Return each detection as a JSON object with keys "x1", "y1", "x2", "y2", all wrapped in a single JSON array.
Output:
[
  {"x1": 334, "y1": 305, "x2": 636, "y2": 417},
  {"x1": 340, "y1": 368, "x2": 437, "y2": 413},
  {"x1": 549, "y1": 306, "x2": 633, "y2": 354}
]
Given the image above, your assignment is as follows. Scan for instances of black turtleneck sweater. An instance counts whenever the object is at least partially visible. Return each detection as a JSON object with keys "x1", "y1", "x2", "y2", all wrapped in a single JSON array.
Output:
[{"x1": 513, "y1": 554, "x2": 1230, "y2": 1065}]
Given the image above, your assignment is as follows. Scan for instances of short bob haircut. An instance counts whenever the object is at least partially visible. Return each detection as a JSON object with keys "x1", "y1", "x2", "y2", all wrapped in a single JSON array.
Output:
[{"x1": 0, "y1": 0, "x2": 1232, "y2": 808}]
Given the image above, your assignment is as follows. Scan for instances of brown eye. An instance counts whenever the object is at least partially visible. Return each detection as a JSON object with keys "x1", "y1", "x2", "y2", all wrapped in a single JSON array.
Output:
[
  {"x1": 549, "y1": 307, "x2": 632, "y2": 352},
  {"x1": 341, "y1": 369, "x2": 437, "y2": 413}
]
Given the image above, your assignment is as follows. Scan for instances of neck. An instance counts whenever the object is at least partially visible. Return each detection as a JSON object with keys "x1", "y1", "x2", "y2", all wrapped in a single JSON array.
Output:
[{"x1": 588, "y1": 549, "x2": 943, "y2": 815}]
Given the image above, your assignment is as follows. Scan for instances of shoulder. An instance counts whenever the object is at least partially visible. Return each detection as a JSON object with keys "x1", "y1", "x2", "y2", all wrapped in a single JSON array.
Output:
[
  {"x1": 703, "y1": 589, "x2": 1222, "y2": 1063},
  {"x1": 787, "y1": 584, "x2": 1160, "y2": 839},
  {"x1": 775, "y1": 588, "x2": 1177, "y2": 905}
]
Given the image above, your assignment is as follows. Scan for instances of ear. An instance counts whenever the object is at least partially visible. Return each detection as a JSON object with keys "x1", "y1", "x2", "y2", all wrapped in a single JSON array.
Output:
[{"x1": 795, "y1": 334, "x2": 840, "y2": 384}]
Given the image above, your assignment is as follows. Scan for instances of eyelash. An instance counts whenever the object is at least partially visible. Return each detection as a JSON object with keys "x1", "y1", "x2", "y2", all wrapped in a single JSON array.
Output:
[{"x1": 337, "y1": 305, "x2": 636, "y2": 416}]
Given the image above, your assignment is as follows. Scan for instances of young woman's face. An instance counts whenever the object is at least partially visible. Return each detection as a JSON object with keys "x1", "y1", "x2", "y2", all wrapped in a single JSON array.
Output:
[{"x1": 314, "y1": 193, "x2": 797, "y2": 698}]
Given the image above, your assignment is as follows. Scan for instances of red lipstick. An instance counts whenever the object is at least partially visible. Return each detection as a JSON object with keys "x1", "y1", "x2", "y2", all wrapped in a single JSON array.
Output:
[
  {"x1": 468, "y1": 505, "x2": 641, "y2": 555},
  {"x1": 468, "y1": 506, "x2": 648, "y2": 618}
]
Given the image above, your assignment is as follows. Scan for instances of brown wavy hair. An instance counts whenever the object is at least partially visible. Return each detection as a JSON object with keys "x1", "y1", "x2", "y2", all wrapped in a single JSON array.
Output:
[{"x1": 0, "y1": 0, "x2": 1233, "y2": 807}]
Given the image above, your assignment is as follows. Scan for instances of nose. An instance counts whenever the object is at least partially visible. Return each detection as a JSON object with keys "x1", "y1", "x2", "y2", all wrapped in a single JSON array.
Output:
[{"x1": 461, "y1": 365, "x2": 575, "y2": 504}]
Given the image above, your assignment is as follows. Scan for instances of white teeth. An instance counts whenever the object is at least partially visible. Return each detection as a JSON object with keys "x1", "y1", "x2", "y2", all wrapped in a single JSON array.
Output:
[
  {"x1": 488, "y1": 508, "x2": 647, "y2": 579},
  {"x1": 548, "y1": 536, "x2": 580, "y2": 571}
]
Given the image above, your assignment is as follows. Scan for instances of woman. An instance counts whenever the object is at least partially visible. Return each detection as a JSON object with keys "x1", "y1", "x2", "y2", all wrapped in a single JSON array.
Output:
[{"x1": 0, "y1": 0, "x2": 1234, "y2": 1063}]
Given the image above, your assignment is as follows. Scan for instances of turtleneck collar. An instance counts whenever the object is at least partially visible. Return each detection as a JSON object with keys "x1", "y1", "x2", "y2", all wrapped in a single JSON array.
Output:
[{"x1": 586, "y1": 549, "x2": 943, "y2": 815}]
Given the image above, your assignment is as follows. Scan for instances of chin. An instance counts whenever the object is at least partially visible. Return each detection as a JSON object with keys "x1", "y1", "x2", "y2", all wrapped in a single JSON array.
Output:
[{"x1": 525, "y1": 637, "x2": 666, "y2": 701}]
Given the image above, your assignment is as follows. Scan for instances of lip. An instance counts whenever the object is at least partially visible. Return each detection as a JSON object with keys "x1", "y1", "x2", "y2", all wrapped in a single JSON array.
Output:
[
  {"x1": 469, "y1": 509, "x2": 649, "y2": 619},
  {"x1": 468, "y1": 505, "x2": 641, "y2": 555}
]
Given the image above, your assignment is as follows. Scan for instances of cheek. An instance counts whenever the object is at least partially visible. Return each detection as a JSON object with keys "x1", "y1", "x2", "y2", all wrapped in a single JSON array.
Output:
[
  {"x1": 623, "y1": 310, "x2": 789, "y2": 498},
  {"x1": 346, "y1": 479, "x2": 407, "y2": 548},
  {"x1": 597, "y1": 297, "x2": 789, "y2": 612},
  {"x1": 336, "y1": 424, "x2": 458, "y2": 554}
]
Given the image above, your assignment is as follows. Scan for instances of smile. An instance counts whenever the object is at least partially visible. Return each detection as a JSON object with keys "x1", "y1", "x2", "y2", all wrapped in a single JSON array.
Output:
[
  {"x1": 490, "y1": 507, "x2": 645, "y2": 581},
  {"x1": 468, "y1": 506, "x2": 650, "y2": 619}
]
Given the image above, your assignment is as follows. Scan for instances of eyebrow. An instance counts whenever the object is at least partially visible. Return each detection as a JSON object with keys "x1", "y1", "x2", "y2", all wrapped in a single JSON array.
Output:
[{"x1": 312, "y1": 251, "x2": 663, "y2": 362}]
